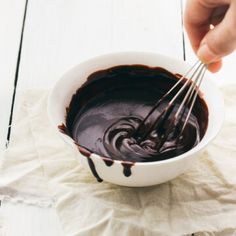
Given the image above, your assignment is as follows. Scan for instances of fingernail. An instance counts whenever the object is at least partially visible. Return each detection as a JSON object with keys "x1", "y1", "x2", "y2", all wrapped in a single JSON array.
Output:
[{"x1": 197, "y1": 44, "x2": 218, "y2": 63}]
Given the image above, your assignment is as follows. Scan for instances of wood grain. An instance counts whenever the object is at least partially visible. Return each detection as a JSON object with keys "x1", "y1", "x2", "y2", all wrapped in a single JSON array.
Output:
[
  {"x1": 17, "y1": 0, "x2": 184, "y2": 89},
  {"x1": 0, "y1": 0, "x2": 26, "y2": 150},
  {"x1": 0, "y1": 1, "x2": 195, "y2": 236},
  {"x1": 1, "y1": 0, "x2": 235, "y2": 235}
]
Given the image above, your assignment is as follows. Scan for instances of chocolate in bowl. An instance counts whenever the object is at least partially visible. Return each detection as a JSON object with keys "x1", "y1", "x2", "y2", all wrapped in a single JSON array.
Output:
[
  {"x1": 48, "y1": 52, "x2": 224, "y2": 187},
  {"x1": 60, "y1": 65, "x2": 208, "y2": 181}
]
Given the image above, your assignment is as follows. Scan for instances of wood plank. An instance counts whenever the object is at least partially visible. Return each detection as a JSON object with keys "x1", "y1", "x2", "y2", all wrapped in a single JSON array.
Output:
[
  {"x1": 17, "y1": 0, "x2": 184, "y2": 89},
  {"x1": 0, "y1": 0, "x2": 26, "y2": 150},
  {"x1": 213, "y1": 53, "x2": 236, "y2": 85},
  {"x1": 0, "y1": 202, "x2": 63, "y2": 236},
  {"x1": 7, "y1": 1, "x2": 184, "y2": 235}
]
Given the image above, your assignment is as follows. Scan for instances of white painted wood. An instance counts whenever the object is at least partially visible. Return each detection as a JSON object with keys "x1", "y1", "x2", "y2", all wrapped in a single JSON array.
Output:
[
  {"x1": 2, "y1": 1, "x2": 185, "y2": 235},
  {"x1": 0, "y1": 202, "x2": 63, "y2": 236},
  {"x1": 0, "y1": 0, "x2": 26, "y2": 150},
  {"x1": 1, "y1": 1, "x2": 235, "y2": 235},
  {"x1": 210, "y1": 53, "x2": 236, "y2": 85},
  {"x1": 17, "y1": 0, "x2": 184, "y2": 89}
]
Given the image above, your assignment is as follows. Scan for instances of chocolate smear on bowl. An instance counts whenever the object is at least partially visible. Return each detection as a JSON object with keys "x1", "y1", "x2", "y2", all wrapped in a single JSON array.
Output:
[
  {"x1": 59, "y1": 65, "x2": 208, "y2": 182},
  {"x1": 121, "y1": 162, "x2": 134, "y2": 177},
  {"x1": 78, "y1": 146, "x2": 103, "y2": 182}
]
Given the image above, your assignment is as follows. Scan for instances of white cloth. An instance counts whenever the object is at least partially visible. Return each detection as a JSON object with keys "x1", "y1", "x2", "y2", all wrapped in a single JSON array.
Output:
[{"x1": 0, "y1": 88, "x2": 236, "y2": 236}]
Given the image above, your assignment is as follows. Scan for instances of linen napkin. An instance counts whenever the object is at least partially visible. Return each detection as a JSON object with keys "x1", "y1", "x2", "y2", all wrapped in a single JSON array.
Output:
[{"x1": 0, "y1": 87, "x2": 236, "y2": 236}]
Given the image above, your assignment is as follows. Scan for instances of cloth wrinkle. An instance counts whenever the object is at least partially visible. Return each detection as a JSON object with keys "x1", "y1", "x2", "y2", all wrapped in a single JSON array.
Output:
[
  {"x1": 0, "y1": 88, "x2": 236, "y2": 236},
  {"x1": 167, "y1": 181, "x2": 174, "y2": 232},
  {"x1": 203, "y1": 156, "x2": 234, "y2": 188}
]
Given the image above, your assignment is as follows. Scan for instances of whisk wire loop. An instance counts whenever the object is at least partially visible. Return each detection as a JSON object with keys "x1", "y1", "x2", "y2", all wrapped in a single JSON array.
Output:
[{"x1": 133, "y1": 61, "x2": 207, "y2": 147}]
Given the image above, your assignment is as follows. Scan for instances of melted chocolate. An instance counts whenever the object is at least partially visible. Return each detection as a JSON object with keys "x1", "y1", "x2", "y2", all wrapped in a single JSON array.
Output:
[
  {"x1": 60, "y1": 65, "x2": 208, "y2": 181},
  {"x1": 121, "y1": 162, "x2": 134, "y2": 177},
  {"x1": 78, "y1": 146, "x2": 103, "y2": 182}
]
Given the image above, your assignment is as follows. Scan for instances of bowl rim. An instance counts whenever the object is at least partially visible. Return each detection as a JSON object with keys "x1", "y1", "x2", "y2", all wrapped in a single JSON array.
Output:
[{"x1": 48, "y1": 51, "x2": 225, "y2": 166}]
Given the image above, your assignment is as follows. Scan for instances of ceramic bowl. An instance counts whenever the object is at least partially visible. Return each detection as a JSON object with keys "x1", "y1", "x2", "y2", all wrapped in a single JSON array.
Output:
[{"x1": 48, "y1": 52, "x2": 224, "y2": 187}]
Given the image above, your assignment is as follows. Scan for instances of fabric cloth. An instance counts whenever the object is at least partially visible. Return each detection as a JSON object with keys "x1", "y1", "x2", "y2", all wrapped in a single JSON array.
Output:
[{"x1": 0, "y1": 88, "x2": 236, "y2": 236}]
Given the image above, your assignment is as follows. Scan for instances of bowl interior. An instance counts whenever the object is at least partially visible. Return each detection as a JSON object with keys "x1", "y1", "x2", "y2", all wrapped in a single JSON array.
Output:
[{"x1": 48, "y1": 52, "x2": 224, "y2": 165}]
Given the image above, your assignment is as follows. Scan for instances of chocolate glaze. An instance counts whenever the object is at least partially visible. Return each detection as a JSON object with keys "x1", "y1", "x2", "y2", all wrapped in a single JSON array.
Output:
[
  {"x1": 60, "y1": 65, "x2": 208, "y2": 181},
  {"x1": 87, "y1": 157, "x2": 103, "y2": 182},
  {"x1": 102, "y1": 157, "x2": 114, "y2": 167},
  {"x1": 121, "y1": 162, "x2": 134, "y2": 177},
  {"x1": 77, "y1": 146, "x2": 103, "y2": 182}
]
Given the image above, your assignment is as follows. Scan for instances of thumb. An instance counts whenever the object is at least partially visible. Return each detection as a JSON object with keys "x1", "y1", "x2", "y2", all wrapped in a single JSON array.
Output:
[{"x1": 197, "y1": 1, "x2": 236, "y2": 63}]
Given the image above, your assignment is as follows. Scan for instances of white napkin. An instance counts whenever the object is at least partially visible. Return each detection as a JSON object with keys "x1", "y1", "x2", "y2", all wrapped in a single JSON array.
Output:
[{"x1": 0, "y1": 87, "x2": 236, "y2": 236}]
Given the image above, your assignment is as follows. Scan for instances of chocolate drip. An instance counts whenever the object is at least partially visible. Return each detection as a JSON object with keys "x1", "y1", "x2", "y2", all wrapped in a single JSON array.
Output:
[
  {"x1": 121, "y1": 162, "x2": 134, "y2": 177},
  {"x1": 77, "y1": 146, "x2": 103, "y2": 182},
  {"x1": 78, "y1": 146, "x2": 91, "y2": 158},
  {"x1": 102, "y1": 157, "x2": 114, "y2": 167},
  {"x1": 87, "y1": 157, "x2": 103, "y2": 182}
]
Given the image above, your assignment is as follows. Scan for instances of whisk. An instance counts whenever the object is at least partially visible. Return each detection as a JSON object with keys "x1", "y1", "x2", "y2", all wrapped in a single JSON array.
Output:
[{"x1": 133, "y1": 61, "x2": 208, "y2": 148}]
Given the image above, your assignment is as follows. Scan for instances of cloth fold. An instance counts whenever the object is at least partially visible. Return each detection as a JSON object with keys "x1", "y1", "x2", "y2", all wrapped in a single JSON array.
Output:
[{"x1": 0, "y1": 87, "x2": 236, "y2": 236}]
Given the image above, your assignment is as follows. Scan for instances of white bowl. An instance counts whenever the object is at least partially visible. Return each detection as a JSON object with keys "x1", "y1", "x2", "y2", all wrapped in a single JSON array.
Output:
[{"x1": 48, "y1": 52, "x2": 224, "y2": 187}]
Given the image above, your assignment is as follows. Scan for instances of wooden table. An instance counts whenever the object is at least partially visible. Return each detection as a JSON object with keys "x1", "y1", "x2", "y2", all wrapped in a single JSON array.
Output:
[{"x1": 0, "y1": 0, "x2": 235, "y2": 235}]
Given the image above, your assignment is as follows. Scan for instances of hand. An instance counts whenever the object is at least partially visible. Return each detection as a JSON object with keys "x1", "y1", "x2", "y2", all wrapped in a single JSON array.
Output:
[{"x1": 184, "y1": 0, "x2": 236, "y2": 72}]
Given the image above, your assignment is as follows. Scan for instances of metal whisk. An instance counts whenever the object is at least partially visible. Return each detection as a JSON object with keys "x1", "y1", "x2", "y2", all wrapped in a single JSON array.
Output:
[{"x1": 133, "y1": 61, "x2": 208, "y2": 148}]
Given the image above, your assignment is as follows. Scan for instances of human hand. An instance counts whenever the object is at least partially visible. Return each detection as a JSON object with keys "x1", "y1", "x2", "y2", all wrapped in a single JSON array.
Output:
[{"x1": 184, "y1": 0, "x2": 236, "y2": 72}]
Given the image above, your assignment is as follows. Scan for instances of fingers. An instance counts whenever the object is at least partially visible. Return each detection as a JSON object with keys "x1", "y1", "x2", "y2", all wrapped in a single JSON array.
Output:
[
  {"x1": 197, "y1": 1, "x2": 236, "y2": 63},
  {"x1": 184, "y1": 0, "x2": 229, "y2": 52},
  {"x1": 208, "y1": 60, "x2": 222, "y2": 73},
  {"x1": 184, "y1": 0, "x2": 235, "y2": 72},
  {"x1": 210, "y1": 5, "x2": 229, "y2": 26},
  {"x1": 184, "y1": 0, "x2": 214, "y2": 52}
]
